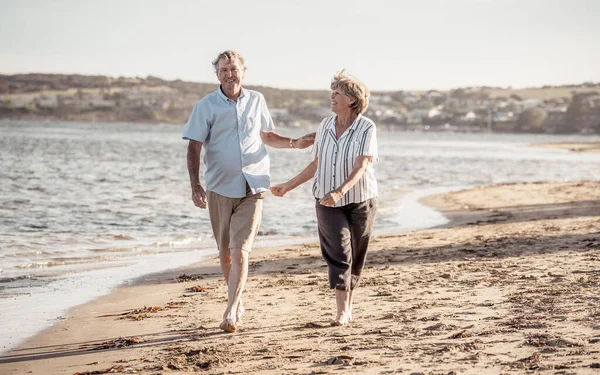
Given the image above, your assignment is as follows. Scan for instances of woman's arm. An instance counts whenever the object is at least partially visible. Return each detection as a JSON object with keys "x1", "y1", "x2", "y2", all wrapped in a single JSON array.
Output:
[
  {"x1": 270, "y1": 155, "x2": 319, "y2": 197},
  {"x1": 319, "y1": 155, "x2": 372, "y2": 207}
]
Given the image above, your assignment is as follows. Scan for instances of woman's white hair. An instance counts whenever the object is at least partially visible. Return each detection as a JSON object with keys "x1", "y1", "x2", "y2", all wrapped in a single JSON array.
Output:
[{"x1": 330, "y1": 69, "x2": 370, "y2": 114}]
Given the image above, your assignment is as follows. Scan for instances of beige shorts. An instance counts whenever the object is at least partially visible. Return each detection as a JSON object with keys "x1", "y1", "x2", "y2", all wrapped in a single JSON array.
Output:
[{"x1": 206, "y1": 189, "x2": 265, "y2": 254}]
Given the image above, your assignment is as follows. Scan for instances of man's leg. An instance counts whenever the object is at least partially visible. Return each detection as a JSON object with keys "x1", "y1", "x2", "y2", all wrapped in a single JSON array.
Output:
[
  {"x1": 220, "y1": 253, "x2": 232, "y2": 280},
  {"x1": 219, "y1": 189, "x2": 264, "y2": 332},
  {"x1": 207, "y1": 190, "x2": 244, "y2": 331},
  {"x1": 220, "y1": 248, "x2": 248, "y2": 332},
  {"x1": 219, "y1": 253, "x2": 245, "y2": 322}
]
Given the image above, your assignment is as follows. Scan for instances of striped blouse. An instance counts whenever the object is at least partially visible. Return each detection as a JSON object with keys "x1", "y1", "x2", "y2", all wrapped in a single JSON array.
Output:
[{"x1": 312, "y1": 114, "x2": 378, "y2": 207}]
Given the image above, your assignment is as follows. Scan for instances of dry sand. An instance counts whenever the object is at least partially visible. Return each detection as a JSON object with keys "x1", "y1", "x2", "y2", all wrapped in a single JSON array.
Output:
[
  {"x1": 1, "y1": 181, "x2": 599, "y2": 375},
  {"x1": 530, "y1": 142, "x2": 600, "y2": 153}
]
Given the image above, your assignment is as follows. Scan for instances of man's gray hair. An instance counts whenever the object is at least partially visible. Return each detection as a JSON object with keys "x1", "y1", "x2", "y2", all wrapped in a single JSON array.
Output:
[{"x1": 212, "y1": 50, "x2": 247, "y2": 72}]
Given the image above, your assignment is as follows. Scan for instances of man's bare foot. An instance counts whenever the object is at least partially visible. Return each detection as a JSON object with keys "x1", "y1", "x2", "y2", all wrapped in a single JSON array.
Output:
[
  {"x1": 219, "y1": 318, "x2": 236, "y2": 333},
  {"x1": 331, "y1": 312, "x2": 350, "y2": 326},
  {"x1": 236, "y1": 302, "x2": 245, "y2": 322}
]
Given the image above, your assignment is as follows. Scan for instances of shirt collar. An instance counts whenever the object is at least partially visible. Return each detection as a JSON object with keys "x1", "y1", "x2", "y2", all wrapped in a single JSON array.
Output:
[
  {"x1": 347, "y1": 114, "x2": 362, "y2": 131},
  {"x1": 327, "y1": 114, "x2": 362, "y2": 138},
  {"x1": 217, "y1": 85, "x2": 246, "y2": 103}
]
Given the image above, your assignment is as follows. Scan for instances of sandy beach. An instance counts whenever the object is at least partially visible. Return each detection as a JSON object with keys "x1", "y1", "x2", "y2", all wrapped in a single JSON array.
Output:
[
  {"x1": 531, "y1": 142, "x2": 600, "y2": 153},
  {"x1": 1, "y1": 181, "x2": 599, "y2": 375}
]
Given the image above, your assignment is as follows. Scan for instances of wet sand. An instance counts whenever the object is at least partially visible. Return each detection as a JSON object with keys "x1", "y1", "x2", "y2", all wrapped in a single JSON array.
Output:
[{"x1": 1, "y1": 181, "x2": 599, "y2": 374}]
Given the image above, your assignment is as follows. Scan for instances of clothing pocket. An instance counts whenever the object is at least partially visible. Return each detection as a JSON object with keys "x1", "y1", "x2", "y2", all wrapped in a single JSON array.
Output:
[
  {"x1": 369, "y1": 198, "x2": 378, "y2": 214},
  {"x1": 244, "y1": 117, "x2": 262, "y2": 133}
]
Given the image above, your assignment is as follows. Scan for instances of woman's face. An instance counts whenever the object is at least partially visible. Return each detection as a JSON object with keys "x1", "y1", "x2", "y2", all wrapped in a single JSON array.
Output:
[{"x1": 330, "y1": 89, "x2": 354, "y2": 114}]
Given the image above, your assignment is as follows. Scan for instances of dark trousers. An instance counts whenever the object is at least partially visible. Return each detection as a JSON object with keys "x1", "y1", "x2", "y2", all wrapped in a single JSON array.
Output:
[{"x1": 315, "y1": 198, "x2": 378, "y2": 290}]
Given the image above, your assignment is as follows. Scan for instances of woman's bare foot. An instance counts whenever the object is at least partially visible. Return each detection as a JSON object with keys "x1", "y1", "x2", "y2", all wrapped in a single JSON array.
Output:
[{"x1": 219, "y1": 318, "x2": 236, "y2": 333}]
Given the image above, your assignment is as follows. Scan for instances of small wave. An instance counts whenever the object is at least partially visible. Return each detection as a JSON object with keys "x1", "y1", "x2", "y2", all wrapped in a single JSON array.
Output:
[
  {"x1": 51, "y1": 255, "x2": 96, "y2": 262},
  {"x1": 0, "y1": 292, "x2": 32, "y2": 298},
  {"x1": 6, "y1": 199, "x2": 30, "y2": 205},
  {"x1": 113, "y1": 234, "x2": 134, "y2": 240},
  {"x1": 154, "y1": 236, "x2": 203, "y2": 247},
  {"x1": 47, "y1": 261, "x2": 67, "y2": 267},
  {"x1": 20, "y1": 224, "x2": 49, "y2": 230},
  {"x1": 88, "y1": 247, "x2": 138, "y2": 253},
  {"x1": 1, "y1": 251, "x2": 44, "y2": 257},
  {"x1": 16, "y1": 257, "x2": 107, "y2": 269},
  {"x1": 16, "y1": 262, "x2": 58, "y2": 269},
  {"x1": 0, "y1": 274, "x2": 34, "y2": 283},
  {"x1": 0, "y1": 244, "x2": 38, "y2": 250},
  {"x1": 15, "y1": 263, "x2": 37, "y2": 269}
]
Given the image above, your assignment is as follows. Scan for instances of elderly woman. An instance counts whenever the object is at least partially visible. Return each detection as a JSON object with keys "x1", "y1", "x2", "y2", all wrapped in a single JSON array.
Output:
[{"x1": 270, "y1": 70, "x2": 378, "y2": 326}]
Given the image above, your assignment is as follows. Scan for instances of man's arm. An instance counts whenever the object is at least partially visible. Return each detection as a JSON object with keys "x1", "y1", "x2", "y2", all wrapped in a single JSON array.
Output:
[
  {"x1": 260, "y1": 131, "x2": 316, "y2": 149},
  {"x1": 187, "y1": 140, "x2": 207, "y2": 209}
]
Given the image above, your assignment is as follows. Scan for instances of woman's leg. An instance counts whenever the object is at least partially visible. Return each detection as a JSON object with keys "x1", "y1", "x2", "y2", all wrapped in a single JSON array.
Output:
[
  {"x1": 348, "y1": 290, "x2": 354, "y2": 321},
  {"x1": 316, "y1": 203, "x2": 353, "y2": 290},
  {"x1": 333, "y1": 289, "x2": 351, "y2": 325},
  {"x1": 347, "y1": 199, "x2": 378, "y2": 321},
  {"x1": 316, "y1": 202, "x2": 353, "y2": 324},
  {"x1": 348, "y1": 199, "x2": 378, "y2": 289}
]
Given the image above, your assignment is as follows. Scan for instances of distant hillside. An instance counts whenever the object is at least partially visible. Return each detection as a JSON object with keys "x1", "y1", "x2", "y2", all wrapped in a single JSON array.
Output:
[
  {"x1": 0, "y1": 73, "x2": 330, "y2": 125},
  {"x1": 1, "y1": 74, "x2": 599, "y2": 134}
]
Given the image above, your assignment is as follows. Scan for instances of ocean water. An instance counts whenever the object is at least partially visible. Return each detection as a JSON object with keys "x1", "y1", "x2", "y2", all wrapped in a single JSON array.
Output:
[{"x1": 1, "y1": 119, "x2": 600, "y2": 353}]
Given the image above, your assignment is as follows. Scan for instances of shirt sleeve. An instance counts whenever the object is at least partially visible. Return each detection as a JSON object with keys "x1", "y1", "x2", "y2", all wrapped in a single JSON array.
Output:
[
  {"x1": 358, "y1": 125, "x2": 378, "y2": 162},
  {"x1": 259, "y1": 95, "x2": 276, "y2": 132},
  {"x1": 182, "y1": 101, "x2": 211, "y2": 142}
]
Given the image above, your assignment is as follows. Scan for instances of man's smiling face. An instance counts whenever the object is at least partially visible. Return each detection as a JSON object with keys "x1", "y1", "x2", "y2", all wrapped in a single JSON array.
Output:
[{"x1": 216, "y1": 57, "x2": 245, "y2": 97}]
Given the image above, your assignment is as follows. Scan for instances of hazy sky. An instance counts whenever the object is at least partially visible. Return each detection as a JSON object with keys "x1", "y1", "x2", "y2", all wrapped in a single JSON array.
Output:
[{"x1": 1, "y1": 0, "x2": 598, "y2": 91}]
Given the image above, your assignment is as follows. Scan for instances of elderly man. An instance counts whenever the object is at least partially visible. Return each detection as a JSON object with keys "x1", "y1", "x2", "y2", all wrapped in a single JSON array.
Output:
[{"x1": 183, "y1": 50, "x2": 315, "y2": 333}]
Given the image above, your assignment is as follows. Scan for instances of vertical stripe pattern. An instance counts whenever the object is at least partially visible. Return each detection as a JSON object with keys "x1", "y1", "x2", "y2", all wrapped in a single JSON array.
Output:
[{"x1": 312, "y1": 115, "x2": 378, "y2": 207}]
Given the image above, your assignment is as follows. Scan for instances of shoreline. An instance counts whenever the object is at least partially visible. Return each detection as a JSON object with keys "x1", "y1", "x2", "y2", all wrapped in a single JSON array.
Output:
[
  {"x1": 1, "y1": 181, "x2": 599, "y2": 374},
  {"x1": 4, "y1": 120, "x2": 600, "y2": 140},
  {"x1": 0, "y1": 186, "x2": 450, "y2": 355}
]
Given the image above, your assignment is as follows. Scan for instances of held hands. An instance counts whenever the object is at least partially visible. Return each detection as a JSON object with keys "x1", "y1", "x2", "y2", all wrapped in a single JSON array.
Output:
[
  {"x1": 293, "y1": 132, "x2": 316, "y2": 149},
  {"x1": 319, "y1": 189, "x2": 343, "y2": 207},
  {"x1": 191, "y1": 184, "x2": 207, "y2": 209},
  {"x1": 270, "y1": 183, "x2": 290, "y2": 197}
]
